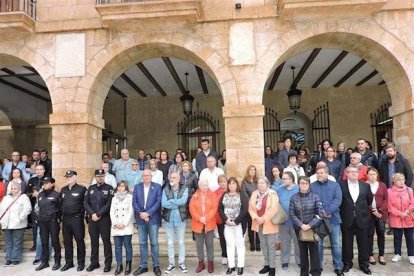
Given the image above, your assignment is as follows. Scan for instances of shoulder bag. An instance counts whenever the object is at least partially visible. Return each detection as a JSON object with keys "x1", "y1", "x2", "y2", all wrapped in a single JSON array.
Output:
[
  {"x1": 298, "y1": 196, "x2": 319, "y2": 242},
  {"x1": 0, "y1": 194, "x2": 22, "y2": 220}
]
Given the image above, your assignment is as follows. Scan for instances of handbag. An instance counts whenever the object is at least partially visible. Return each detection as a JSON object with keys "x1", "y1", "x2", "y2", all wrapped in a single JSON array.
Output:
[
  {"x1": 272, "y1": 203, "x2": 288, "y2": 225},
  {"x1": 297, "y1": 196, "x2": 319, "y2": 242},
  {"x1": 299, "y1": 228, "x2": 319, "y2": 242},
  {"x1": 313, "y1": 215, "x2": 331, "y2": 239}
]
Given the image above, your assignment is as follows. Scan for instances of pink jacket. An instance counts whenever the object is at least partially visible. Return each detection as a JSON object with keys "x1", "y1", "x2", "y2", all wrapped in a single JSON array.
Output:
[{"x1": 387, "y1": 185, "x2": 414, "y2": 228}]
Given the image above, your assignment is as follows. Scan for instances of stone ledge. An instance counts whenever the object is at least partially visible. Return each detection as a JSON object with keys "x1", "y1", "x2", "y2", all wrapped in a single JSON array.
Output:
[
  {"x1": 278, "y1": 0, "x2": 388, "y2": 21},
  {"x1": 49, "y1": 112, "x2": 105, "y2": 129},
  {"x1": 95, "y1": 0, "x2": 202, "y2": 28},
  {"x1": 223, "y1": 104, "x2": 265, "y2": 118},
  {"x1": 0, "y1": 12, "x2": 35, "y2": 33}
]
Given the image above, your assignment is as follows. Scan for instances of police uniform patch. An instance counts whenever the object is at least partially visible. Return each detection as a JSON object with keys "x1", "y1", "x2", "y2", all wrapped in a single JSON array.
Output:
[
  {"x1": 72, "y1": 193, "x2": 79, "y2": 196},
  {"x1": 90, "y1": 190, "x2": 94, "y2": 194},
  {"x1": 110, "y1": 190, "x2": 114, "y2": 195},
  {"x1": 103, "y1": 190, "x2": 108, "y2": 195}
]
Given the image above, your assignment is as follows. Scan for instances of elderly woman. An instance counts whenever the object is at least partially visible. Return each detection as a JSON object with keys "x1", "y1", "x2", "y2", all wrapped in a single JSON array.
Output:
[
  {"x1": 110, "y1": 181, "x2": 134, "y2": 275},
  {"x1": 219, "y1": 177, "x2": 248, "y2": 275},
  {"x1": 0, "y1": 181, "x2": 32, "y2": 265},
  {"x1": 180, "y1": 160, "x2": 198, "y2": 205},
  {"x1": 289, "y1": 176, "x2": 324, "y2": 276},
  {"x1": 248, "y1": 176, "x2": 279, "y2": 276},
  {"x1": 147, "y1": 159, "x2": 163, "y2": 185},
  {"x1": 189, "y1": 179, "x2": 219, "y2": 274},
  {"x1": 387, "y1": 173, "x2": 414, "y2": 264}
]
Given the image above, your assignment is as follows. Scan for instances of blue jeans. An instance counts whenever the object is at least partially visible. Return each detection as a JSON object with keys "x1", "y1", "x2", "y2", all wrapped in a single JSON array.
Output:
[
  {"x1": 165, "y1": 222, "x2": 186, "y2": 265},
  {"x1": 35, "y1": 227, "x2": 53, "y2": 261},
  {"x1": 318, "y1": 223, "x2": 343, "y2": 270},
  {"x1": 114, "y1": 235, "x2": 133, "y2": 264},
  {"x1": 4, "y1": 228, "x2": 25, "y2": 262},
  {"x1": 137, "y1": 224, "x2": 160, "y2": 268}
]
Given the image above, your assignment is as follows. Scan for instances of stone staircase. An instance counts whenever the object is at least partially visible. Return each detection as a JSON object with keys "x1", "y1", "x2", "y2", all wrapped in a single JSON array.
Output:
[{"x1": 0, "y1": 225, "x2": 406, "y2": 258}]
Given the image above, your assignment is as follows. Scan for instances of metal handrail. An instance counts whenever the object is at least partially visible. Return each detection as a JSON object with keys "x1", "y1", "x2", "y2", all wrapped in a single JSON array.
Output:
[{"x1": 0, "y1": 0, "x2": 36, "y2": 19}]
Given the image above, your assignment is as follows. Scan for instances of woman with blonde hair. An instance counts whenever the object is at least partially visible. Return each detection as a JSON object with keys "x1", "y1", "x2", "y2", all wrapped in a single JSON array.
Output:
[{"x1": 248, "y1": 176, "x2": 279, "y2": 276}]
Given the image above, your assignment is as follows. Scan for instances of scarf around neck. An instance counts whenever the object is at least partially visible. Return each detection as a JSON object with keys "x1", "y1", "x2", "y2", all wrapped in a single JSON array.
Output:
[
  {"x1": 256, "y1": 188, "x2": 270, "y2": 210},
  {"x1": 115, "y1": 191, "x2": 129, "y2": 201}
]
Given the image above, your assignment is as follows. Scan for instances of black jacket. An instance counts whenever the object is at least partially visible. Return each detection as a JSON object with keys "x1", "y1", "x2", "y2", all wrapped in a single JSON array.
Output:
[
  {"x1": 379, "y1": 153, "x2": 413, "y2": 188},
  {"x1": 61, "y1": 183, "x2": 87, "y2": 216},
  {"x1": 339, "y1": 181, "x2": 373, "y2": 228},
  {"x1": 84, "y1": 183, "x2": 114, "y2": 217},
  {"x1": 289, "y1": 190, "x2": 324, "y2": 230},
  {"x1": 37, "y1": 189, "x2": 61, "y2": 223},
  {"x1": 360, "y1": 149, "x2": 378, "y2": 168},
  {"x1": 218, "y1": 192, "x2": 249, "y2": 225}
]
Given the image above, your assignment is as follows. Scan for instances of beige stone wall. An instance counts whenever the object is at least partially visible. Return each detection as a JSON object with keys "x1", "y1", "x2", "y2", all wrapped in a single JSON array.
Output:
[
  {"x1": 103, "y1": 93, "x2": 225, "y2": 159},
  {"x1": 263, "y1": 85, "x2": 391, "y2": 150}
]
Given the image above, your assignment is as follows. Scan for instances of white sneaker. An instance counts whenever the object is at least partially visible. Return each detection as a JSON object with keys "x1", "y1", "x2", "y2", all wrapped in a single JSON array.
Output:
[
  {"x1": 179, "y1": 263, "x2": 188, "y2": 273},
  {"x1": 409, "y1": 256, "x2": 414, "y2": 264},
  {"x1": 222, "y1": 257, "x2": 228, "y2": 265},
  {"x1": 165, "y1": 264, "x2": 176, "y2": 274},
  {"x1": 392, "y1": 254, "x2": 401, "y2": 262}
]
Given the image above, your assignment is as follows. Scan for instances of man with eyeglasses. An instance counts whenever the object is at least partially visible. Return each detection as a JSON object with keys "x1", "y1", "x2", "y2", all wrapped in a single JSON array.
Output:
[
  {"x1": 340, "y1": 166, "x2": 373, "y2": 275},
  {"x1": 342, "y1": 152, "x2": 368, "y2": 181},
  {"x1": 2, "y1": 150, "x2": 28, "y2": 183}
]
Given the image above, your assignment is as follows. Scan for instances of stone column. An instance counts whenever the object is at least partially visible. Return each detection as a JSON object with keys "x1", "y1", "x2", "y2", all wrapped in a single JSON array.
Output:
[
  {"x1": 389, "y1": 107, "x2": 414, "y2": 168},
  {"x1": 50, "y1": 111, "x2": 104, "y2": 189},
  {"x1": 223, "y1": 104, "x2": 265, "y2": 178}
]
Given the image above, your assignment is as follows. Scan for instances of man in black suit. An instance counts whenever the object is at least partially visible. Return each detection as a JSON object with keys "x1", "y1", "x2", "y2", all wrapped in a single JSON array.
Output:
[{"x1": 340, "y1": 166, "x2": 373, "y2": 275}]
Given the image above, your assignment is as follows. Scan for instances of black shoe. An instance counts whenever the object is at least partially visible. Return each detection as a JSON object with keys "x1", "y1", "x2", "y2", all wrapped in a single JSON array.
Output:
[
  {"x1": 250, "y1": 244, "x2": 255, "y2": 251},
  {"x1": 5, "y1": 260, "x2": 12, "y2": 265},
  {"x1": 226, "y1": 267, "x2": 236, "y2": 274},
  {"x1": 115, "y1": 264, "x2": 123, "y2": 275},
  {"x1": 125, "y1": 261, "x2": 132, "y2": 275},
  {"x1": 52, "y1": 261, "x2": 61, "y2": 271},
  {"x1": 378, "y1": 256, "x2": 386, "y2": 265},
  {"x1": 35, "y1": 262, "x2": 50, "y2": 271},
  {"x1": 334, "y1": 269, "x2": 344, "y2": 276},
  {"x1": 361, "y1": 267, "x2": 371, "y2": 275},
  {"x1": 11, "y1": 261, "x2": 19, "y2": 265},
  {"x1": 77, "y1": 264, "x2": 85, "y2": 271},
  {"x1": 282, "y1": 263, "x2": 289, "y2": 270},
  {"x1": 33, "y1": 259, "x2": 41, "y2": 265},
  {"x1": 237, "y1": 268, "x2": 243, "y2": 275},
  {"x1": 30, "y1": 245, "x2": 36, "y2": 252},
  {"x1": 154, "y1": 266, "x2": 161, "y2": 276},
  {"x1": 259, "y1": 265, "x2": 270, "y2": 274},
  {"x1": 61, "y1": 263, "x2": 74, "y2": 271},
  {"x1": 133, "y1": 267, "x2": 148, "y2": 275},
  {"x1": 104, "y1": 265, "x2": 111, "y2": 272},
  {"x1": 86, "y1": 263, "x2": 100, "y2": 272},
  {"x1": 343, "y1": 264, "x2": 353, "y2": 272},
  {"x1": 256, "y1": 245, "x2": 261, "y2": 252}
]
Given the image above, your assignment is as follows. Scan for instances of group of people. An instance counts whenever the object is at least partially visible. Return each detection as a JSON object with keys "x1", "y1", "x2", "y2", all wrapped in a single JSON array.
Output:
[{"x1": 0, "y1": 136, "x2": 413, "y2": 276}]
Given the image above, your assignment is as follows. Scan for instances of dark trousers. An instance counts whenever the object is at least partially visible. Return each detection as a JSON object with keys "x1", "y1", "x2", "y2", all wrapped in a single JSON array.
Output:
[
  {"x1": 368, "y1": 216, "x2": 385, "y2": 256},
  {"x1": 297, "y1": 237, "x2": 321, "y2": 276},
  {"x1": 63, "y1": 215, "x2": 86, "y2": 265},
  {"x1": 39, "y1": 221, "x2": 61, "y2": 263},
  {"x1": 243, "y1": 214, "x2": 260, "y2": 248},
  {"x1": 217, "y1": 223, "x2": 227, "y2": 258},
  {"x1": 31, "y1": 213, "x2": 38, "y2": 247},
  {"x1": 393, "y1": 227, "x2": 414, "y2": 256},
  {"x1": 88, "y1": 216, "x2": 112, "y2": 267},
  {"x1": 341, "y1": 220, "x2": 369, "y2": 269}
]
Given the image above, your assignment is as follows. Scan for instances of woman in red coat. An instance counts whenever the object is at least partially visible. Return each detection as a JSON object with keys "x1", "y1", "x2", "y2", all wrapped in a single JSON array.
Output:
[
  {"x1": 387, "y1": 173, "x2": 414, "y2": 264},
  {"x1": 366, "y1": 167, "x2": 388, "y2": 265}
]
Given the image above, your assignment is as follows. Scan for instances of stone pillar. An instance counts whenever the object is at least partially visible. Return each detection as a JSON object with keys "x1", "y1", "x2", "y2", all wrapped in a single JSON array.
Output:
[
  {"x1": 223, "y1": 104, "x2": 265, "y2": 178},
  {"x1": 50, "y1": 112, "x2": 104, "y2": 189},
  {"x1": 389, "y1": 108, "x2": 414, "y2": 169}
]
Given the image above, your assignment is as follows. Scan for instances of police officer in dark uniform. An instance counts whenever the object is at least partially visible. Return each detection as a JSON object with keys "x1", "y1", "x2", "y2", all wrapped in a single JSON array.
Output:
[
  {"x1": 60, "y1": 170, "x2": 87, "y2": 271},
  {"x1": 35, "y1": 177, "x2": 62, "y2": 271},
  {"x1": 84, "y1": 169, "x2": 114, "y2": 272}
]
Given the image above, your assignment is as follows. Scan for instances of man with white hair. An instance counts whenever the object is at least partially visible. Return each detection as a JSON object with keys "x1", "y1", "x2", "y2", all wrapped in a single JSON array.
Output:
[
  {"x1": 199, "y1": 155, "x2": 224, "y2": 192},
  {"x1": 342, "y1": 152, "x2": 368, "y2": 182}
]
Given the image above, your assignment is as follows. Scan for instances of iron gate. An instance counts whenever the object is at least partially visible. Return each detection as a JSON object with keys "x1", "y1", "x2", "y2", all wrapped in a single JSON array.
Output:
[
  {"x1": 177, "y1": 109, "x2": 220, "y2": 160},
  {"x1": 370, "y1": 103, "x2": 393, "y2": 153},
  {"x1": 263, "y1": 107, "x2": 281, "y2": 148},
  {"x1": 312, "y1": 102, "x2": 331, "y2": 150}
]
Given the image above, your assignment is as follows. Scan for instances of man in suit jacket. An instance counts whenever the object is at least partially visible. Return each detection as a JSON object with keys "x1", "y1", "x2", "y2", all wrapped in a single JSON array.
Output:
[
  {"x1": 340, "y1": 166, "x2": 373, "y2": 275},
  {"x1": 132, "y1": 169, "x2": 162, "y2": 276}
]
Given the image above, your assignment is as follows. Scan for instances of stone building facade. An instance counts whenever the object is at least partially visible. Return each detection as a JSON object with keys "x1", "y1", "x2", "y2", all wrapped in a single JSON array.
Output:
[{"x1": 1, "y1": 0, "x2": 414, "y2": 186}]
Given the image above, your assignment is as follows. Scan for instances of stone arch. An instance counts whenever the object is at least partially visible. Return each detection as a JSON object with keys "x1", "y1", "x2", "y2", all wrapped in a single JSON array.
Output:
[
  {"x1": 85, "y1": 34, "x2": 237, "y2": 119},
  {"x1": 257, "y1": 20, "x2": 414, "y2": 117}
]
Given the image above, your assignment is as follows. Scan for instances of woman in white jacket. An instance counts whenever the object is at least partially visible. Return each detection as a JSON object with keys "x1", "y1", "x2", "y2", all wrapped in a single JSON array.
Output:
[
  {"x1": 110, "y1": 181, "x2": 134, "y2": 275},
  {"x1": 0, "y1": 181, "x2": 32, "y2": 265}
]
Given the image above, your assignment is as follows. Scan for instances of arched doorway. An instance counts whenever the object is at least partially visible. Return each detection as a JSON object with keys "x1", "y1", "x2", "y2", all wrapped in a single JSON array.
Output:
[{"x1": 0, "y1": 55, "x2": 52, "y2": 173}]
